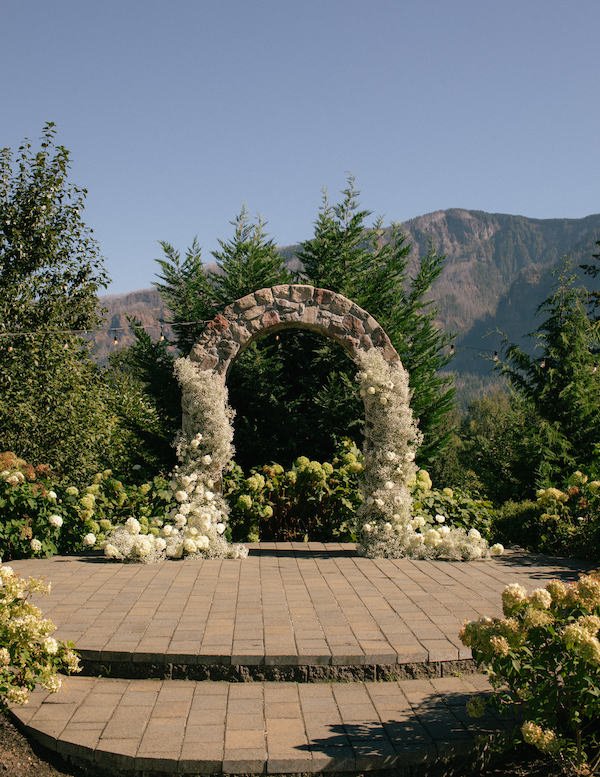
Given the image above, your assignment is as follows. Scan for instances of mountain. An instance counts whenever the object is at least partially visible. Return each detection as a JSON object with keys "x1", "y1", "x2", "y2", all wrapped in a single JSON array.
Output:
[{"x1": 95, "y1": 209, "x2": 600, "y2": 377}]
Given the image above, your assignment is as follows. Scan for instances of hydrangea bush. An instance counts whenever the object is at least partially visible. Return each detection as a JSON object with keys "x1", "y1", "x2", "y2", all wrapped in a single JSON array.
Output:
[
  {"x1": 225, "y1": 439, "x2": 363, "y2": 542},
  {"x1": 0, "y1": 561, "x2": 80, "y2": 708},
  {"x1": 492, "y1": 470, "x2": 600, "y2": 561},
  {"x1": 0, "y1": 452, "x2": 175, "y2": 561},
  {"x1": 355, "y1": 349, "x2": 502, "y2": 560},
  {"x1": 460, "y1": 573, "x2": 600, "y2": 773}
]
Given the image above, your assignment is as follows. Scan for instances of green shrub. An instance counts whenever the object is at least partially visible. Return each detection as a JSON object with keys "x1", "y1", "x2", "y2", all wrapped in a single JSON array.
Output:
[
  {"x1": 0, "y1": 452, "x2": 174, "y2": 560},
  {"x1": 411, "y1": 475, "x2": 493, "y2": 539},
  {"x1": 492, "y1": 471, "x2": 600, "y2": 561},
  {"x1": 224, "y1": 440, "x2": 363, "y2": 542},
  {"x1": 460, "y1": 573, "x2": 600, "y2": 773}
]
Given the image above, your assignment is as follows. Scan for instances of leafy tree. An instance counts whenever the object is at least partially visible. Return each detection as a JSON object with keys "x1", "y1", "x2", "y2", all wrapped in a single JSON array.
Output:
[
  {"x1": 0, "y1": 124, "x2": 117, "y2": 479},
  {"x1": 498, "y1": 262, "x2": 600, "y2": 484},
  {"x1": 0, "y1": 122, "x2": 107, "y2": 335}
]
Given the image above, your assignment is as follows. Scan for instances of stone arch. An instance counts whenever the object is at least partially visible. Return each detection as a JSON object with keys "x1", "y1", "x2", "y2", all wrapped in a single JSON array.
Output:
[{"x1": 188, "y1": 284, "x2": 401, "y2": 379}]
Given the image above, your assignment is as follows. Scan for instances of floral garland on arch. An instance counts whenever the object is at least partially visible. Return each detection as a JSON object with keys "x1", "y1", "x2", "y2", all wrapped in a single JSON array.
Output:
[
  {"x1": 102, "y1": 358, "x2": 247, "y2": 562},
  {"x1": 356, "y1": 348, "x2": 503, "y2": 560}
]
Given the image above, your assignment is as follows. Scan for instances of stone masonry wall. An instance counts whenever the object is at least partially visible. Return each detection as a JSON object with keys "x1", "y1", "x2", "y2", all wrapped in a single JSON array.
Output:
[{"x1": 189, "y1": 284, "x2": 400, "y2": 378}]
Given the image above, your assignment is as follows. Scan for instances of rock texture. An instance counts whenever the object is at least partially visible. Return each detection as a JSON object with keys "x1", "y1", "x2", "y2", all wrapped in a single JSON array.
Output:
[{"x1": 188, "y1": 285, "x2": 400, "y2": 377}]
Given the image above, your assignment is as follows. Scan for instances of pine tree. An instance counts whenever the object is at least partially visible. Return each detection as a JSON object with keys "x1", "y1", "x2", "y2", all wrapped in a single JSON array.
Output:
[
  {"x1": 297, "y1": 178, "x2": 455, "y2": 466},
  {"x1": 154, "y1": 208, "x2": 291, "y2": 356},
  {"x1": 499, "y1": 262, "x2": 600, "y2": 482},
  {"x1": 581, "y1": 239, "x2": 600, "y2": 320}
]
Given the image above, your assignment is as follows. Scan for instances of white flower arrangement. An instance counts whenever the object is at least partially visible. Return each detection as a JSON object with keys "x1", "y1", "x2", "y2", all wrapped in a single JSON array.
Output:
[
  {"x1": 101, "y1": 358, "x2": 247, "y2": 563},
  {"x1": 355, "y1": 347, "x2": 502, "y2": 561}
]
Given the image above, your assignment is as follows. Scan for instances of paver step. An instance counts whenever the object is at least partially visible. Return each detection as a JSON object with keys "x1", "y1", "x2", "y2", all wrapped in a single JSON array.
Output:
[
  {"x1": 10, "y1": 547, "x2": 585, "y2": 683},
  {"x1": 11, "y1": 674, "x2": 506, "y2": 776}
]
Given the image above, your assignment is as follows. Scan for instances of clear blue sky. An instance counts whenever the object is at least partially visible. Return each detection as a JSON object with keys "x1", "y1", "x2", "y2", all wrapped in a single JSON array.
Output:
[{"x1": 2, "y1": 0, "x2": 599, "y2": 293}]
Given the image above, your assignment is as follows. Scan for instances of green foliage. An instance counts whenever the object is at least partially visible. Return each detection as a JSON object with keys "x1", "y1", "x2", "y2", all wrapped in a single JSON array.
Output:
[
  {"x1": 411, "y1": 482, "x2": 493, "y2": 539},
  {"x1": 104, "y1": 322, "x2": 180, "y2": 476},
  {"x1": 155, "y1": 208, "x2": 291, "y2": 354},
  {"x1": 0, "y1": 122, "x2": 107, "y2": 334},
  {"x1": 297, "y1": 178, "x2": 455, "y2": 466},
  {"x1": 460, "y1": 574, "x2": 600, "y2": 774},
  {"x1": 581, "y1": 239, "x2": 600, "y2": 319},
  {"x1": 0, "y1": 562, "x2": 80, "y2": 709},
  {"x1": 456, "y1": 387, "x2": 552, "y2": 503},
  {"x1": 498, "y1": 262, "x2": 600, "y2": 485},
  {"x1": 228, "y1": 330, "x2": 362, "y2": 470},
  {"x1": 492, "y1": 472, "x2": 600, "y2": 561},
  {"x1": 0, "y1": 124, "x2": 136, "y2": 481},
  {"x1": 0, "y1": 451, "x2": 174, "y2": 561},
  {"x1": 223, "y1": 440, "x2": 364, "y2": 542}
]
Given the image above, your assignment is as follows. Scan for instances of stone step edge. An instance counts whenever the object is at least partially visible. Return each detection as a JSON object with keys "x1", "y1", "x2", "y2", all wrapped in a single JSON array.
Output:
[
  {"x1": 9, "y1": 720, "x2": 482, "y2": 777},
  {"x1": 11, "y1": 675, "x2": 504, "y2": 777},
  {"x1": 79, "y1": 657, "x2": 477, "y2": 682}
]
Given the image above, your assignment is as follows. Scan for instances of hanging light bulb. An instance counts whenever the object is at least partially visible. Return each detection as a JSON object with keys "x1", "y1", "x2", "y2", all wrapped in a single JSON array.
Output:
[
  {"x1": 540, "y1": 358, "x2": 546, "y2": 369},
  {"x1": 159, "y1": 328, "x2": 165, "y2": 342},
  {"x1": 449, "y1": 344, "x2": 455, "y2": 356},
  {"x1": 493, "y1": 351, "x2": 499, "y2": 362},
  {"x1": 112, "y1": 332, "x2": 119, "y2": 346}
]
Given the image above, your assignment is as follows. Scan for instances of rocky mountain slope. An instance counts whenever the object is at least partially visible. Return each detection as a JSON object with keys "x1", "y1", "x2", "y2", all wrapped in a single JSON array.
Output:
[{"x1": 95, "y1": 209, "x2": 600, "y2": 375}]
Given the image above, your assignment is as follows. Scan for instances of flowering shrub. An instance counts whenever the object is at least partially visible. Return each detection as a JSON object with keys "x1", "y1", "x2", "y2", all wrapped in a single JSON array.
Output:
[
  {"x1": 460, "y1": 573, "x2": 600, "y2": 773},
  {"x1": 0, "y1": 560, "x2": 80, "y2": 708},
  {"x1": 353, "y1": 350, "x2": 501, "y2": 560},
  {"x1": 0, "y1": 452, "x2": 175, "y2": 561},
  {"x1": 492, "y1": 470, "x2": 600, "y2": 561},
  {"x1": 100, "y1": 359, "x2": 247, "y2": 562},
  {"x1": 224, "y1": 440, "x2": 363, "y2": 542},
  {"x1": 0, "y1": 453, "x2": 68, "y2": 559},
  {"x1": 411, "y1": 477, "x2": 494, "y2": 540}
]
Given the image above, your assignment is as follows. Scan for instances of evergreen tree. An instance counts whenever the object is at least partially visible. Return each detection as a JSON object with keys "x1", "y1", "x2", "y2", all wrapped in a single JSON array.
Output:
[
  {"x1": 297, "y1": 178, "x2": 455, "y2": 465},
  {"x1": 499, "y1": 262, "x2": 600, "y2": 483},
  {"x1": 154, "y1": 208, "x2": 291, "y2": 355},
  {"x1": 581, "y1": 239, "x2": 600, "y2": 319}
]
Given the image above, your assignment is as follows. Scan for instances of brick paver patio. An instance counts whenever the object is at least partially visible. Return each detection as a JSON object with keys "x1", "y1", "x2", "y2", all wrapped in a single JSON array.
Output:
[
  {"x1": 10, "y1": 543, "x2": 585, "y2": 671},
  {"x1": 9, "y1": 544, "x2": 587, "y2": 774},
  {"x1": 15, "y1": 674, "x2": 500, "y2": 774}
]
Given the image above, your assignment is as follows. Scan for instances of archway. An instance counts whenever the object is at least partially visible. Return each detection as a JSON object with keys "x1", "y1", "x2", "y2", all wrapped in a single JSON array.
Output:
[
  {"x1": 187, "y1": 284, "x2": 400, "y2": 381},
  {"x1": 177, "y1": 284, "x2": 420, "y2": 552}
]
